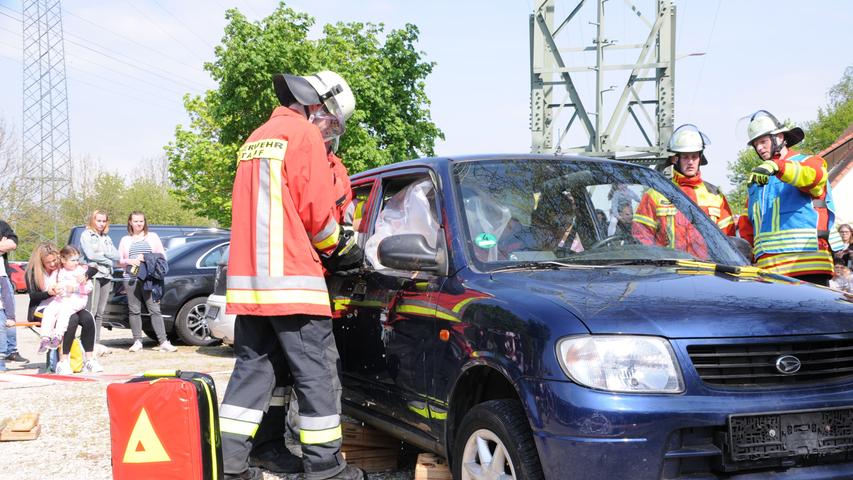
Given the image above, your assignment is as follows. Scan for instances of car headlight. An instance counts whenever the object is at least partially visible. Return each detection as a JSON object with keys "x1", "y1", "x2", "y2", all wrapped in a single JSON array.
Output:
[{"x1": 557, "y1": 335, "x2": 684, "y2": 393}]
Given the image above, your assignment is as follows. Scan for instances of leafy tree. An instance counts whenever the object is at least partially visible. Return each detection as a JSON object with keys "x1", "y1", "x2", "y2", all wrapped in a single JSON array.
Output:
[
  {"x1": 800, "y1": 66, "x2": 853, "y2": 154},
  {"x1": 166, "y1": 3, "x2": 443, "y2": 225},
  {"x1": 726, "y1": 148, "x2": 762, "y2": 214}
]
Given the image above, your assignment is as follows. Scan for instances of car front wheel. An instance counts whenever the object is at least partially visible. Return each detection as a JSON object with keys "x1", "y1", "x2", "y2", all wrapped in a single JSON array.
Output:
[
  {"x1": 453, "y1": 399, "x2": 544, "y2": 480},
  {"x1": 174, "y1": 297, "x2": 219, "y2": 346}
]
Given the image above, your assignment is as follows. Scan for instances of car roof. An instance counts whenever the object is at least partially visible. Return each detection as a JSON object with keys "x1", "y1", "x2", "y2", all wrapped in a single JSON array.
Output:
[{"x1": 349, "y1": 153, "x2": 643, "y2": 181}]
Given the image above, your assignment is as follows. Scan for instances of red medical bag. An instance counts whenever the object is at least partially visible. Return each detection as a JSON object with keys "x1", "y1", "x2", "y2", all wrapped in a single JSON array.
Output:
[{"x1": 106, "y1": 370, "x2": 223, "y2": 479}]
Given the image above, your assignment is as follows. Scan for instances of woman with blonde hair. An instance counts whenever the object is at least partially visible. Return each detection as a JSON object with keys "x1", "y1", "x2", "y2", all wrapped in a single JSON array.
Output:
[
  {"x1": 25, "y1": 242, "x2": 101, "y2": 374},
  {"x1": 79, "y1": 209, "x2": 119, "y2": 353}
]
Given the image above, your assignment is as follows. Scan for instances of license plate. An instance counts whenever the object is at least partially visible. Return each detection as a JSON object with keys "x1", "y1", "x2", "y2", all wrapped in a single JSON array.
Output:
[
  {"x1": 728, "y1": 407, "x2": 853, "y2": 462},
  {"x1": 204, "y1": 306, "x2": 220, "y2": 320}
]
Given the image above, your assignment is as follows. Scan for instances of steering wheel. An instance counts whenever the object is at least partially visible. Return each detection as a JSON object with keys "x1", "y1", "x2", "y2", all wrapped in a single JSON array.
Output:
[{"x1": 589, "y1": 234, "x2": 636, "y2": 250}]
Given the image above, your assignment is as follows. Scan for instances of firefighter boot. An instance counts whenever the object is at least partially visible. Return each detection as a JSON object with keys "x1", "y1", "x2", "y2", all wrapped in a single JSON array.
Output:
[
  {"x1": 325, "y1": 465, "x2": 365, "y2": 480},
  {"x1": 249, "y1": 445, "x2": 304, "y2": 474},
  {"x1": 224, "y1": 466, "x2": 262, "y2": 480}
]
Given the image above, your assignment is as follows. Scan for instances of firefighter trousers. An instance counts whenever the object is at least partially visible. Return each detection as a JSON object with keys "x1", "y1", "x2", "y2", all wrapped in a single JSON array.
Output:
[
  {"x1": 252, "y1": 336, "x2": 343, "y2": 455},
  {"x1": 220, "y1": 314, "x2": 345, "y2": 479}
]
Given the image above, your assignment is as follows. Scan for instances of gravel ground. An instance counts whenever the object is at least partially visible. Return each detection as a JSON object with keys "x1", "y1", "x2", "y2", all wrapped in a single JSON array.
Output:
[{"x1": 0, "y1": 294, "x2": 417, "y2": 479}]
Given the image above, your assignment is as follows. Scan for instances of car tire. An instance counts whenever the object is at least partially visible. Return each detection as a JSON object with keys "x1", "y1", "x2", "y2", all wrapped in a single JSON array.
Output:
[
  {"x1": 174, "y1": 297, "x2": 219, "y2": 346},
  {"x1": 452, "y1": 399, "x2": 544, "y2": 480}
]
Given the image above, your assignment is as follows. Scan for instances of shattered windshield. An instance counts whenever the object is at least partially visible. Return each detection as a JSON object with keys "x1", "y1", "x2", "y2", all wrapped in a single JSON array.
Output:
[{"x1": 452, "y1": 158, "x2": 745, "y2": 269}]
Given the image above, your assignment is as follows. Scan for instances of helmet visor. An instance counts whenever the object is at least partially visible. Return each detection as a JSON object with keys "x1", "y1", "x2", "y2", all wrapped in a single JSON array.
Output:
[{"x1": 311, "y1": 103, "x2": 345, "y2": 141}]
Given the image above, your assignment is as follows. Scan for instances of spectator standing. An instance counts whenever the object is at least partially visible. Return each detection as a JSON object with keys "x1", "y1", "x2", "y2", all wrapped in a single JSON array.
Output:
[
  {"x1": 830, "y1": 264, "x2": 853, "y2": 293},
  {"x1": 25, "y1": 242, "x2": 101, "y2": 374},
  {"x1": 834, "y1": 223, "x2": 852, "y2": 268},
  {"x1": 117, "y1": 211, "x2": 176, "y2": 353},
  {"x1": 0, "y1": 219, "x2": 28, "y2": 365},
  {"x1": 79, "y1": 210, "x2": 119, "y2": 354}
]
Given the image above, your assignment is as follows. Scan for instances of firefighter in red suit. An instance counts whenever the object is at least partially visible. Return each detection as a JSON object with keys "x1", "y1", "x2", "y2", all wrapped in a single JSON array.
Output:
[
  {"x1": 219, "y1": 70, "x2": 363, "y2": 480},
  {"x1": 633, "y1": 124, "x2": 735, "y2": 259}
]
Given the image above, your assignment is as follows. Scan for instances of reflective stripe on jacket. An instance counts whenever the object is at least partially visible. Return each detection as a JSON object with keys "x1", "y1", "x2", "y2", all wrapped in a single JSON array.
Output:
[
  {"x1": 672, "y1": 171, "x2": 735, "y2": 236},
  {"x1": 747, "y1": 152, "x2": 836, "y2": 258},
  {"x1": 632, "y1": 188, "x2": 709, "y2": 259},
  {"x1": 226, "y1": 107, "x2": 340, "y2": 317}
]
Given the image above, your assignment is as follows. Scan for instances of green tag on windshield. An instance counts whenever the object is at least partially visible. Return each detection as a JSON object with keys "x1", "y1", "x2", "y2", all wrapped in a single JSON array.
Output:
[{"x1": 474, "y1": 233, "x2": 497, "y2": 249}]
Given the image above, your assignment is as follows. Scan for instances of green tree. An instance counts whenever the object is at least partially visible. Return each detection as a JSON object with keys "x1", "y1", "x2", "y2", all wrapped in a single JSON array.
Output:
[
  {"x1": 166, "y1": 3, "x2": 443, "y2": 225},
  {"x1": 726, "y1": 148, "x2": 762, "y2": 214},
  {"x1": 800, "y1": 66, "x2": 853, "y2": 153}
]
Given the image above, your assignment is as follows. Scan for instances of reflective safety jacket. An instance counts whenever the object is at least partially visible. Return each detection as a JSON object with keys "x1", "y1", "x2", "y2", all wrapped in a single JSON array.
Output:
[
  {"x1": 226, "y1": 107, "x2": 341, "y2": 317},
  {"x1": 632, "y1": 171, "x2": 731, "y2": 259},
  {"x1": 672, "y1": 171, "x2": 735, "y2": 235},
  {"x1": 328, "y1": 152, "x2": 352, "y2": 224},
  {"x1": 632, "y1": 189, "x2": 708, "y2": 259},
  {"x1": 744, "y1": 150, "x2": 836, "y2": 277}
]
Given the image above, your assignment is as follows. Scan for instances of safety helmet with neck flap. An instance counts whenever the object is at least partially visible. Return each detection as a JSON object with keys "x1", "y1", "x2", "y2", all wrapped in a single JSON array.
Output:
[{"x1": 668, "y1": 123, "x2": 710, "y2": 166}]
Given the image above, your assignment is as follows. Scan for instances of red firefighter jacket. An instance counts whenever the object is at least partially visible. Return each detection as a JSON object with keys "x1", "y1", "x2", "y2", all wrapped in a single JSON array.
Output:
[
  {"x1": 631, "y1": 170, "x2": 731, "y2": 260},
  {"x1": 328, "y1": 152, "x2": 352, "y2": 224},
  {"x1": 226, "y1": 107, "x2": 341, "y2": 317}
]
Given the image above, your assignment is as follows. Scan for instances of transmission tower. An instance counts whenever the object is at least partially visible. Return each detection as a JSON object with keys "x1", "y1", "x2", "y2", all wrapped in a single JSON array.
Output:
[
  {"x1": 530, "y1": 0, "x2": 675, "y2": 164},
  {"x1": 22, "y1": 0, "x2": 72, "y2": 242}
]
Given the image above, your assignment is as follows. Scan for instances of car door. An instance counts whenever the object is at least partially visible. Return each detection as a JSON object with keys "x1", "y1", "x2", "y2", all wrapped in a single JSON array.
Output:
[{"x1": 330, "y1": 168, "x2": 445, "y2": 437}]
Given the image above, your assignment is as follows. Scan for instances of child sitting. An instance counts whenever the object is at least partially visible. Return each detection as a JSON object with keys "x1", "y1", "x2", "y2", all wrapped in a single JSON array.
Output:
[{"x1": 38, "y1": 246, "x2": 93, "y2": 353}]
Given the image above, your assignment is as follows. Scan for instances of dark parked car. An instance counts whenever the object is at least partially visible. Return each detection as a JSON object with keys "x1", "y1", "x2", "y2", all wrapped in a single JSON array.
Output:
[
  {"x1": 101, "y1": 236, "x2": 230, "y2": 346},
  {"x1": 67, "y1": 224, "x2": 228, "y2": 253},
  {"x1": 326, "y1": 154, "x2": 853, "y2": 479}
]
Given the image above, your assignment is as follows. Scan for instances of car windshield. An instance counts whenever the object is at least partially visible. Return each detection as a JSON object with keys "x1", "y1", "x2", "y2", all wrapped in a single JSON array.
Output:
[{"x1": 452, "y1": 158, "x2": 746, "y2": 269}]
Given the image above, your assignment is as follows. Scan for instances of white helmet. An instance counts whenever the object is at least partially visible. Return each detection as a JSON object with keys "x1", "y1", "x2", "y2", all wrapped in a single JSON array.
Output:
[
  {"x1": 272, "y1": 70, "x2": 355, "y2": 140},
  {"x1": 668, "y1": 124, "x2": 710, "y2": 165},
  {"x1": 304, "y1": 71, "x2": 355, "y2": 123},
  {"x1": 744, "y1": 110, "x2": 803, "y2": 147}
]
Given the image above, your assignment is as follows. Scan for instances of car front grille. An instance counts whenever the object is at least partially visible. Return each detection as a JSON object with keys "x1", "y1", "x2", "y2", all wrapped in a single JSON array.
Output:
[{"x1": 687, "y1": 339, "x2": 853, "y2": 387}]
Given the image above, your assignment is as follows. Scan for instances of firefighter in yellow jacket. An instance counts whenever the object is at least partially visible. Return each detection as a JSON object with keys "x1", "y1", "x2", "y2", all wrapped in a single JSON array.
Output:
[
  {"x1": 633, "y1": 124, "x2": 735, "y2": 258},
  {"x1": 220, "y1": 71, "x2": 362, "y2": 480}
]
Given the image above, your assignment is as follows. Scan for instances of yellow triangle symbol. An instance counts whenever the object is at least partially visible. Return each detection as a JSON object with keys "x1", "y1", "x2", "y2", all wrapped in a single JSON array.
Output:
[{"x1": 122, "y1": 408, "x2": 171, "y2": 464}]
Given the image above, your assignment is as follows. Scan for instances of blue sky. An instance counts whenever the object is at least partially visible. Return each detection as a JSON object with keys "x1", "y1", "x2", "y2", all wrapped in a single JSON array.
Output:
[{"x1": 0, "y1": 0, "x2": 850, "y2": 192}]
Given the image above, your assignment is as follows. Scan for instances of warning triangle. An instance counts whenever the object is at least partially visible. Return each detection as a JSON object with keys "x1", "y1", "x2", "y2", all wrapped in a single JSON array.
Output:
[{"x1": 122, "y1": 408, "x2": 171, "y2": 464}]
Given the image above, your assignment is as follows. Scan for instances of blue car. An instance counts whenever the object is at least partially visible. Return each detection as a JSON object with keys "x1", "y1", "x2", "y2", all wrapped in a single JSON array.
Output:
[{"x1": 327, "y1": 154, "x2": 853, "y2": 479}]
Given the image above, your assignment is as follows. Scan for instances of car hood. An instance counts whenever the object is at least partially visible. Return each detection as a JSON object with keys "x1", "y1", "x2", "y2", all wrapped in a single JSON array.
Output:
[{"x1": 489, "y1": 266, "x2": 853, "y2": 338}]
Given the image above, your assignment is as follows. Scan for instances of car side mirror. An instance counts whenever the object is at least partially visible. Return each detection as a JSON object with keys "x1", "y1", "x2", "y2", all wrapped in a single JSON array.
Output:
[
  {"x1": 378, "y1": 234, "x2": 446, "y2": 273},
  {"x1": 727, "y1": 236, "x2": 753, "y2": 261}
]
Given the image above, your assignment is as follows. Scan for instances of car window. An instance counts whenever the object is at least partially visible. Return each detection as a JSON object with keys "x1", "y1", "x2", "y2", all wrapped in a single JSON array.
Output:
[
  {"x1": 453, "y1": 158, "x2": 745, "y2": 268},
  {"x1": 199, "y1": 244, "x2": 229, "y2": 268},
  {"x1": 363, "y1": 174, "x2": 439, "y2": 270}
]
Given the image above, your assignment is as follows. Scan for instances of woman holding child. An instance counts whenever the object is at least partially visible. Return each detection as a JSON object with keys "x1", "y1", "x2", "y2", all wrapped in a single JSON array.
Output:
[{"x1": 25, "y1": 242, "x2": 102, "y2": 374}]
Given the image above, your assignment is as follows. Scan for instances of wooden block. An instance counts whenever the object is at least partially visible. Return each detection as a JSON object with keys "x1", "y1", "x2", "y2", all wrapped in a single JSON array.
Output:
[
  {"x1": 0, "y1": 418, "x2": 9, "y2": 431},
  {"x1": 0, "y1": 424, "x2": 41, "y2": 441},
  {"x1": 341, "y1": 446, "x2": 397, "y2": 460},
  {"x1": 9, "y1": 412, "x2": 39, "y2": 432},
  {"x1": 414, "y1": 453, "x2": 452, "y2": 480},
  {"x1": 341, "y1": 421, "x2": 399, "y2": 448},
  {"x1": 345, "y1": 454, "x2": 398, "y2": 473}
]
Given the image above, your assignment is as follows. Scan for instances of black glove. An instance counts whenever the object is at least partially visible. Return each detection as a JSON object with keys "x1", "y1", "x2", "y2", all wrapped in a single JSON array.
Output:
[{"x1": 322, "y1": 229, "x2": 364, "y2": 274}]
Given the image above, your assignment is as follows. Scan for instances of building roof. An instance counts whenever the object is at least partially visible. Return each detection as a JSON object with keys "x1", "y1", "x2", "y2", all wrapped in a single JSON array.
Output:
[{"x1": 826, "y1": 126, "x2": 853, "y2": 186}]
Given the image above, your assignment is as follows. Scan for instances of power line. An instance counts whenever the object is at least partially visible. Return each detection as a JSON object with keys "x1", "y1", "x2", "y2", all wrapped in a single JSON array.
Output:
[
  {"x1": 0, "y1": 4, "x2": 211, "y2": 92},
  {"x1": 687, "y1": 0, "x2": 721, "y2": 119},
  {"x1": 122, "y1": 0, "x2": 208, "y2": 61},
  {"x1": 62, "y1": 7, "x2": 202, "y2": 69},
  {"x1": 2, "y1": 15, "x2": 196, "y2": 101},
  {"x1": 151, "y1": 0, "x2": 212, "y2": 52}
]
